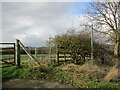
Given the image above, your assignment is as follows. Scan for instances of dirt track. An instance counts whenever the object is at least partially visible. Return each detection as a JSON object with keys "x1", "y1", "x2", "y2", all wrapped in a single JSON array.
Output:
[{"x1": 2, "y1": 78, "x2": 74, "y2": 88}]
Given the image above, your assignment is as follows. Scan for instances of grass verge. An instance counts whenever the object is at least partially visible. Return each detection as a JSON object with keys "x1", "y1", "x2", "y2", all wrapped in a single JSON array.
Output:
[
  {"x1": 2, "y1": 62, "x2": 120, "y2": 88},
  {"x1": 48, "y1": 63, "x2": 120, "y2": 88},
  {"x1": 2, "y1": 63, "x2": 47, "y2": 82}
]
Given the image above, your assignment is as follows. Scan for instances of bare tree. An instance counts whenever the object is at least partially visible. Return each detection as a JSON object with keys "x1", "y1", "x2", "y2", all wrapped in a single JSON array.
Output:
[{"x1": 86, "y1": 2, "x2": 120, "y2": 57}]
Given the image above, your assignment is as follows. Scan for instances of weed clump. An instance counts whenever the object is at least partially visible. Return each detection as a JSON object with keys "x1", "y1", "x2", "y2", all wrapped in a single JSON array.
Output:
[
  {"x1": 103, "y1": 66, "x2": 119, "y2": 83},
  {"x1": 59, "y1": 63, "x2": 106, "y2": 80},
  {"x1": 33, "y1": 64, "x2": 51, "y2": 73},
  {"x1": 52, "y1": 63, "x2": 119, "y2": 88}
]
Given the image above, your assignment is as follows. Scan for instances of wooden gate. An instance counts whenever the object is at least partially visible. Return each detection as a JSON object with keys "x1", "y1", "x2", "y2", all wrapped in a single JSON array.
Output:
[
  {"x1": 0, "y1": 39, "x2": 40, "y2": 68},
  {"x1": 0, "y1": 43, "x2": 15, "y2": 68}
]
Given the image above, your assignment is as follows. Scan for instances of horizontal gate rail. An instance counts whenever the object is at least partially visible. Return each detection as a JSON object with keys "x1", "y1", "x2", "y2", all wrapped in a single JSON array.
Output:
[
  {"x1": 0, "y1": 43, "x2": 15, "y2": 44},
  {"x1": 58, "y1": 56, "x2": 71, "y2": 58},
  {"x1": 0, "y1": 47, "x2": 15, "y2": 50},
  {"x1": 1, "y1": 60, "x2": 14, "y2": 65},
  {"x1": 0, "y1": 52, "x2": 14, "y2": 55}
]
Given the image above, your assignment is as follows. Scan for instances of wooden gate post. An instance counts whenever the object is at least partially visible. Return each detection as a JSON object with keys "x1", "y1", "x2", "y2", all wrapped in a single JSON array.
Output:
[{"x1": 16, "y1": 39, "x2": 20, "y2": 67}]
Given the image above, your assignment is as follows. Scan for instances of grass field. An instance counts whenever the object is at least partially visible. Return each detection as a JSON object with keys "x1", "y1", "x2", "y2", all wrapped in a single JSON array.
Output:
[{"x1": 1, "y1": 54, "x2": 52, "y2": 60}]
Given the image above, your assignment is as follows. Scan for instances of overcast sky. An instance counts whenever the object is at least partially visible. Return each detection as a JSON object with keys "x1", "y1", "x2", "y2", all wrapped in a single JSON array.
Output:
[{"x1": 2, "y1": 2, "x2": 90, "y2": 47}]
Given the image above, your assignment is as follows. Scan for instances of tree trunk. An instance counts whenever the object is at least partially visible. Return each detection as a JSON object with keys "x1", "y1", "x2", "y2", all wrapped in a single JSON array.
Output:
[
  {"x1": 114, "y1": 41, "x2": 119, "y2": 57},
  {"x1": 113, "y1": 41, "x2": 119, "y2": 68}
]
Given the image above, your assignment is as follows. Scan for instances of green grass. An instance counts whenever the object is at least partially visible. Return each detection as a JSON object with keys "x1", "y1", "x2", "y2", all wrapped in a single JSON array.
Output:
[
  {"x1": 1, "y1": 55, "x2": 14, "y2": 59},
  {"x1": 20, "y1": 54, "x2": 30, "y2": 60},
  {"x1": 2, "y1": 63, "x2": 47, "y2": 82},
  {"x1": 2, "y1": 62, "x2": 120, "y2": 88},
  {"x1": 97, "y1": 82, "x2": 120, "y2": 88}
]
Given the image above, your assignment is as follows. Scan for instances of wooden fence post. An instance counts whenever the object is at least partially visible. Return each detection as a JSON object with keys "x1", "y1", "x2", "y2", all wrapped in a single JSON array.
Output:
[
  {"x1": 56, "y1": 44, "x2": 59, "y2": 63},
  {"x1": 35, "y1": 47, "x2": 37, "y2": 59},
  {"x1": 16, "y1": 39, "x2": 20, "y2": 67},
  {"x1": 64, "y1": 53, "x2": 66, "y2": 62},
  {"x1": 28, "y1": 46, "x2": 31, "y2": 66},
  {"x1": 13, "y1": 43, "x2": 16, "y2": 64}
]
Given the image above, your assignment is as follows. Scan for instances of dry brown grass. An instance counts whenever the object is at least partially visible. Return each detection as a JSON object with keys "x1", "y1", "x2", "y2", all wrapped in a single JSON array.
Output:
[
  {"x1": 59, "y1": 63, "x2": 118, "y2": 80},
  {"x1": 60, "y1": 63, "x2": 103, "y2": 73},
  {"x1": 39, "y1": 58, "x2": 51, "y2": 64},
  {"x1": 32, "y1": 64, "x2": 51, "y2": 73},
  {"x1": 30, "y1": 61, "x2": 119, "y2": 83},
  {"x1": 58, "y1": 63, "x2": 119, "y2": 82},
  {"x1": 58, "y1": 63, "x2": 106, "y2": 81},
  {"x1": 103, "y1": 66, "x2": 119, "y2": 82}
]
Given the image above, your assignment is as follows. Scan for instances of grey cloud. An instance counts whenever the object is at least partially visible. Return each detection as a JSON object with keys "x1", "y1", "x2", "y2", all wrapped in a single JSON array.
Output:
[{"x1": 2, "y1": 2, "x2": 80, "y2": 46}]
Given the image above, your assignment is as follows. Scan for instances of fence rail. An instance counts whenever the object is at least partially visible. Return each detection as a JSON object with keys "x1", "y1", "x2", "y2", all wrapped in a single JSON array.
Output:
[
  {"x1": 0, "y1": 47, "x2": 15, "y2": 50},
  {"x1": 0, "y1": 43, "x2": 15, "y2": 44}
]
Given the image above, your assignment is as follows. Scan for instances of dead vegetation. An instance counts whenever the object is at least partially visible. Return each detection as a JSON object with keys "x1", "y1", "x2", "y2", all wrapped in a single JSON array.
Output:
[
  {"x1": 32, "y1": 64, "x2": 51, "y2": 73},
  {"x1": 57, "y1": 63, "x2": 119, "y2": 83},
  {"x1": 103, "y1": 66, "x2": 119, "y2": 83},
  {"x1": 23, "y1": 61, "x2": 119, "y2": 88}
]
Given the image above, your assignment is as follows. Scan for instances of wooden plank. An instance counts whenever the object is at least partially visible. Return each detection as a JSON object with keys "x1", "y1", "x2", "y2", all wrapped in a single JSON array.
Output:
[
  {"x1": 0, "y1": 53, "x2": 14, "y2": 55},
  {"x1": 0, "y1": 51, "x2": 15, "y2": 55},
  {"x1": 2, "y1": 60, "x2": 14, "y2": 65},
  {"x1": 19, "y1": 40, "x2": 40, "y2": 65},
  {"x1": 59, "y1": 56, "x2": 71, "y2": 58},
  {"x1": 0, "y1": 50, "x2": 15, "y2": 53},
  {"x1": 0, "y1": 43, "x2": 15, "y2": 45},
  {"x1": 0, "y1": 47, "x2": 14, "y2": 50}
]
